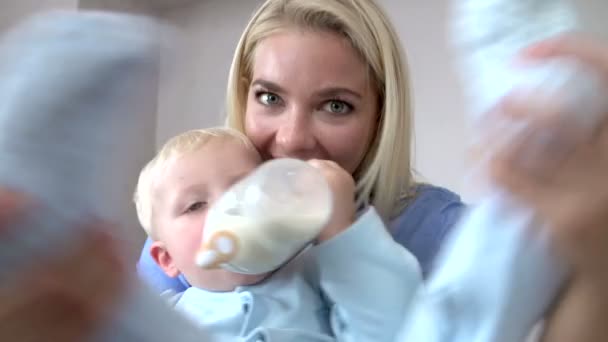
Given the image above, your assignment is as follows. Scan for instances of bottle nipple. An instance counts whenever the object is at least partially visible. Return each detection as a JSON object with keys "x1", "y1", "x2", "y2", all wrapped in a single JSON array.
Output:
[{"x1": 196, "y1": 230, "x2": 239, "y2": 269}]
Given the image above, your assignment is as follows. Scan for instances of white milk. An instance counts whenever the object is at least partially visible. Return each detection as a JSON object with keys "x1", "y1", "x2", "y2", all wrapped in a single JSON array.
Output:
[
  {"x1": 196, "y1": 158, "x2": 332, "y2": 275},
  {"x1": 198, "y1": 211, "x2": 329, "y2": 274}
]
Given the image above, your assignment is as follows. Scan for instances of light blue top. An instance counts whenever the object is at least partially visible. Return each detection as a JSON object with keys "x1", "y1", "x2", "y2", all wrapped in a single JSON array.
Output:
[
  {"x1": 161, "y1": 207, "x2": 421, "y2": 342},
  {"x1": 135, "y1": 185, "x2": 562, "y2": 341},
  {"x1": 397, "y1": 192, "x2": 566, "y2": 342},
  {"x1": 389, "y1": 184, "x2": 465, "y2": 276},
  {"x1": 136, "y1": 184, "x2": 465, "y2": 293}
]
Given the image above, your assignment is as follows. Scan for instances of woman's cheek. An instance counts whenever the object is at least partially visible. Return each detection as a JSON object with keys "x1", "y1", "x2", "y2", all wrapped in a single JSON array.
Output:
[{"x1": 245, "y1": 112, "x2": 273, "y2": 156}]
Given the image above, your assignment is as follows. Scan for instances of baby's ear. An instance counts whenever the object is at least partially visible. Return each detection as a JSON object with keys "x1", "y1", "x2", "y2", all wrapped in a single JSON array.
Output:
[{"x1": 150, "y1": 241, "x2": 180, "y2": 278}]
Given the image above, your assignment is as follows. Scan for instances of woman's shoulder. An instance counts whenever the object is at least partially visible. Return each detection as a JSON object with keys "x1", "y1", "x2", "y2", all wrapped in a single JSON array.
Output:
[
  {"x1": 389, "y1": 183, "x2": 467, "y2": 275},
  {"x1": 393, "y1": 183, "x2": 465, "y2": 224},
  {"x1": 407, "y1": 183, "x2": 462, "y2": 203}
]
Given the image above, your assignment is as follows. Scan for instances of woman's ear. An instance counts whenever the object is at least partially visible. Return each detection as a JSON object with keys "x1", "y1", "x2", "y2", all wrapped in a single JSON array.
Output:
[{"x1": 150, "y1": 241, "x2": 179, "y2": 278}]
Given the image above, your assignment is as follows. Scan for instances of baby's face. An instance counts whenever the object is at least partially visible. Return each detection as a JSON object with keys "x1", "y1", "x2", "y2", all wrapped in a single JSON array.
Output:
[{"x1": 151, "y1": 138, "x2": 267, "y2": 291}]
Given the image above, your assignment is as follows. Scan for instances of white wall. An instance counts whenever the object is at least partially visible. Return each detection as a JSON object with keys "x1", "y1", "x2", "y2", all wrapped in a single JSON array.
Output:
[
  {"x1": 78, "y1": 0, "x2": 159, "y2": 15},
  {"x1": 0, "y1": 0, "x2": 77, "y2": 32},
  {"x1": 77, "y1": 0, "x2": 163, "y2": 256},
  {"x1": 155, "y1": 0, "x2": 263, "y2": 147},
  {"x1": 383, "y1": 1, "x2": 469, "y2": 196}
]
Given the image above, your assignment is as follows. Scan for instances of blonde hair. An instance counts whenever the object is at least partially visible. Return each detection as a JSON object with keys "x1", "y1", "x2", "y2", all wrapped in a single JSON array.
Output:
[
  {"x1": 225, "y1": 0, "x2": 415, "y2": 221},
  {"x1": 134, "y1": 127, "x2": 257, "y2": 238}
]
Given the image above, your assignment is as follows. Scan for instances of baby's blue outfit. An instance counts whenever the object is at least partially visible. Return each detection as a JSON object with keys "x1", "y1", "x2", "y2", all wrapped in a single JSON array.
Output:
[
  {"x1": 397, "y1": 193, "x2": 564, "y2": 342},
  {"x1": 137, "y1": 185, "x2": 561, "y2": 341},
  {"x1": 137, "y1": 185, "x2": 463, "y2": 292},
  {"x1": 161, "y1": 207, "x2": 420, "y2": 342}
]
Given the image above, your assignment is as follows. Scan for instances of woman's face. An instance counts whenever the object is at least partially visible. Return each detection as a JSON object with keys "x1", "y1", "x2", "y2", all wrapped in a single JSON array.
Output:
[{"x1": 244, "y1": 29, "x2": 379, "y2": 174}]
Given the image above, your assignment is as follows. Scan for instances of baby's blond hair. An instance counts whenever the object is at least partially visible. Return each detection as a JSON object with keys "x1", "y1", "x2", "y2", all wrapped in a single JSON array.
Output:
[{"x1": 134, "y1": 127, "x2": 257, "y2": 239}]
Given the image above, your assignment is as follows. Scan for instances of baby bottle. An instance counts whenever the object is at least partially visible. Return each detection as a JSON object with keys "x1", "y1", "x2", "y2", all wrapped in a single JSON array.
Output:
[{"x1": 196, "y1": 158, "x2": 333, "y2": 275}]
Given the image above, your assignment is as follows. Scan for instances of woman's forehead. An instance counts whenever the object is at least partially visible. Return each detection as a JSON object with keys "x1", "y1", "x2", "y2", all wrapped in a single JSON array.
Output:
[{"x1": 250, "y1": 30, "x2": 372, "y2": 93}]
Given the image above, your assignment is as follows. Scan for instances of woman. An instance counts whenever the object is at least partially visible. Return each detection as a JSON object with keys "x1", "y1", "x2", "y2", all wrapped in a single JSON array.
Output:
[
  {"x1": 2, "y1": 1, "x2": 607, "y2": 341},
  {"x1": 138, "y1": 0, "x2": 465, "y2": 293},
  {"x1": 136, "y1": 0, "x2": 608, "y2": 336}
]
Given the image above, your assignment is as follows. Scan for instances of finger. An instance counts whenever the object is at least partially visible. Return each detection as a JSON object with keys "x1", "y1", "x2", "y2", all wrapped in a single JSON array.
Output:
[
  {"x1": 519, "y1": 33, "x2": 608, "y2": 75},
  {"x1": 497, "y1": 87, "x2": 578, "y2": 122},
  {"x1": 0, "y1": 188, "x2": 29, "y2": 225},
  {"x1": 308, "y1": 159, "x2": 335, "y2": 173},
  {"x1": 490, "y1": 149, "x2": 549, "y2": 215},
  {"x1": 0, "y1": 264, "x2": 96, "y2": 342},
  {"x1": 489, "y1": 119, "x2": 564, "y2": 194},
  {"x1": 595, "y1": 115, "x2": 608, "y2": 150},
  {"x1": 48, "y1": 224, "x2": 126, "y2": 309},
  {"x1": 307, "y1": 159, "x2": 324, "y2": 168},
  {"x1": 488, "y1": 92, "x2": 604, "y2": 191},
  {"x1": 0, "y1": 291, "x2": 98, "y2": 342},
  {"x1": 0, "y1": 218, "x2": 126, "y2": 341},
  {"x1": 500, "y1": 92, "x2": 595, "y2": 143},
  {"x1": 15, "y1": 223, "x2": 125, "y2": 320}
]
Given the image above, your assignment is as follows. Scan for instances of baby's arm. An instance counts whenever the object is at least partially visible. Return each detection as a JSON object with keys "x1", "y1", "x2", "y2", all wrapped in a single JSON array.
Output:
[{"x1": 310, "y1": 206, "x2": 422, "y2": 342}]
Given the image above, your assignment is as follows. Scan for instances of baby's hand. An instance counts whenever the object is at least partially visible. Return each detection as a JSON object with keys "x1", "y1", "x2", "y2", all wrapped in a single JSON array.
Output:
[
  {"x1": 308, "y1": 159, "x2": 356, "y2": 243},
  {"x1": 491, "y1": 34, "x2": 608, "y2": 277}
]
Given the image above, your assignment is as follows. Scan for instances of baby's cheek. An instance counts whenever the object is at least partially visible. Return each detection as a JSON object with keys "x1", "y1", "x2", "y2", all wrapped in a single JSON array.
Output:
[{"x1": 184, "y1": 224, "x2": 205, "y2": 261}]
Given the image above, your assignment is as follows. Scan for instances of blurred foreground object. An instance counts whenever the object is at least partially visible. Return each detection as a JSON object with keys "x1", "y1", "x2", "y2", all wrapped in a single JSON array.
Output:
[
  {"x1": 0, "y1": 10, "x2": 210, "y2": 341},
  {"x1": 398, "y1": 0, "x2": 608, "y2": 341}
]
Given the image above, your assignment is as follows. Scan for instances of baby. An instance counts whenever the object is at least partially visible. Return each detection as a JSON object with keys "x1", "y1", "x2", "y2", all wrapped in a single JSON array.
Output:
[{"x1": 133, "y1": 127, "x2": 420, "y2": 342}]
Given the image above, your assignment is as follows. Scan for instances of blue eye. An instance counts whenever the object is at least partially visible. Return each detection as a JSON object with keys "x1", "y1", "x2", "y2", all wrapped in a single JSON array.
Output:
[
  {"x1": 322, "y1": 100, "x2": 353, "y2": 115},
  {"x1": 256, "y1": 91, "x2": 283, "y2": 106}
]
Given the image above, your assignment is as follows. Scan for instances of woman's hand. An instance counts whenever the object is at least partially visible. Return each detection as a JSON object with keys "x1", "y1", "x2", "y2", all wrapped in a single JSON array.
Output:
[
  {"x1": 491, "y1": 33, "x2": 608, "y2": 276},
  {"x1": 308, "y1": 159, "x2": 356, "y2": 242},
  {"x1": 0, "y1": 188, "x2": 127, "y2": 342},
  {"x1": 489, "y1": 34, "x2": 608, "y2": 341}
]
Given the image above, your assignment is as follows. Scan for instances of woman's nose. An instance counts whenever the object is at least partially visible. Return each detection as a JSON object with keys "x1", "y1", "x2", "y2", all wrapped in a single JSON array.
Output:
[{"x1": 275, "y1": 109, "x2": 316, "y2": 157}]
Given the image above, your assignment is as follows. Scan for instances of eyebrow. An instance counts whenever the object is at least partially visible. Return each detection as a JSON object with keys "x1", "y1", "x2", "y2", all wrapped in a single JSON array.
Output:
[
  {"x1": 317, "y1": 87, "x2": 362, "y2": 99},
  {"x1": 226, "y1": 170, "x2": 250, "y2": 187},
  {"x1": 171, "y1": 184, "x2": 207, "y2": 205},
  {"x1": 251, "y1": 78, "x2": 362, "y2": 99},
  {"x1": 251, "y1": 79, "x2": 285, "y2": 94}
]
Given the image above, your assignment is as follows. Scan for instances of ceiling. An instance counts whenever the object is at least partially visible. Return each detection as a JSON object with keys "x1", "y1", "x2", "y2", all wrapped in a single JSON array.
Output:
[
  {"x1": 78, "y1": 0, "x2": 202, "y2": 12},
  {"x1": 134, "y1": 0, "x2": 201, "y2": 10}
]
